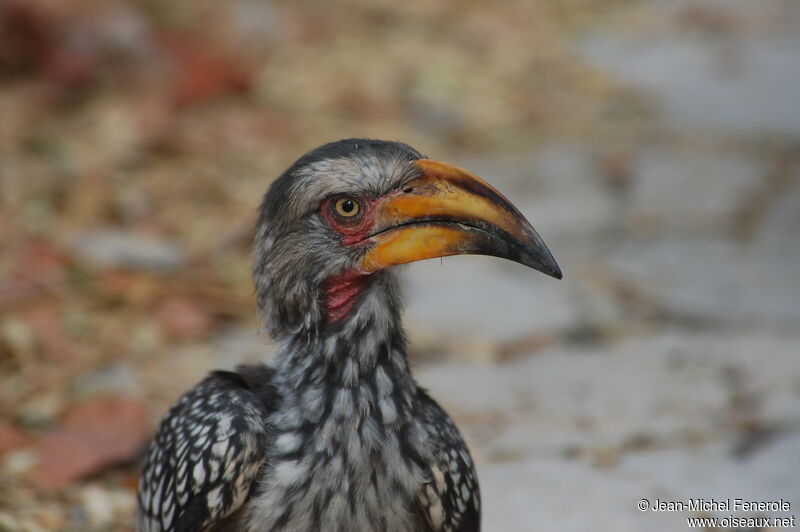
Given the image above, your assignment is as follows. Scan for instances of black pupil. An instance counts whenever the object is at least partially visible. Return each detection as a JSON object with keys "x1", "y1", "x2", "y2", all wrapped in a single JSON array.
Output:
[{"x1": 341, "y1": 200, "x2": 355, "y2": 213}]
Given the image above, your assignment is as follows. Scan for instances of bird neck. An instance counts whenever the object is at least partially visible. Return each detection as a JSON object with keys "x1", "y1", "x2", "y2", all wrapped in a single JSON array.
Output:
[
  {"x1": 272, "y1": 274, "x2": 419, "y2": 425},
  {"x1": 247, "y1": 276, "x2": 433, "y2": 532}
]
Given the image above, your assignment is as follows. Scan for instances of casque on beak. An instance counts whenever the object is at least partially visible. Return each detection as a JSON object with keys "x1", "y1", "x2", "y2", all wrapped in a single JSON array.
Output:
[{"x1": 359, "y1": 159, "x2": 562, "y2": 279}]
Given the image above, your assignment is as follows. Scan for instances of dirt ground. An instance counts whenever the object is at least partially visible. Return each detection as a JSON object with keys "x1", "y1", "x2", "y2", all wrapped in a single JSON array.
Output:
[{"x1": 1, "y1": 0, "x2": 798, "y2": 530}]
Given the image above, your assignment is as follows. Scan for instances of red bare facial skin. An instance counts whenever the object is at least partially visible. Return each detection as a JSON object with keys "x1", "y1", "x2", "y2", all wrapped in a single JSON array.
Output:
[
  {"x1": 320, "y1": 190, "x2": 409, "y2": 322},
  {"x1": 323, "y1": 269, "x2": 371, "y2": 322},
  {"x1": 319, "y1": 195, "x2": 381, "y2": 322}
]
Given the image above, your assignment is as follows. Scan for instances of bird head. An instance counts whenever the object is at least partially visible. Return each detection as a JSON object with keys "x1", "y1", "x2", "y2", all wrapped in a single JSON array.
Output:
[{"x1": 254, "y1": 139, "x2": 561, "y2": 339}]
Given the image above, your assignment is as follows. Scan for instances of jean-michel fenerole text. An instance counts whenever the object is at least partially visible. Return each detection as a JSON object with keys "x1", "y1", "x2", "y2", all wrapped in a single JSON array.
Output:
[{"x1": 651, "y1": 498, "x2": 791, "y2": 513}]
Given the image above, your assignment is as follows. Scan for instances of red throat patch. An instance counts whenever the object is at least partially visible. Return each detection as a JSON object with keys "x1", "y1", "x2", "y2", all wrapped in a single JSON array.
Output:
[{"x1": 324, "y1": 269, "x2": 370, "y2": 322}]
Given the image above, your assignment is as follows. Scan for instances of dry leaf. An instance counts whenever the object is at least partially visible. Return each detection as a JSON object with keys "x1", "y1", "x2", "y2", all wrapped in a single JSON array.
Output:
[
  {"x1": 157, "y1": 32, "x2": 252, "y2": 110},
  {"x1": 31, "y1": 396, "x2": 148, "y2": 490},
  {"x1": 0, "y1": 418, "x2": 31, "y2": 455},
  {"x1": 156, "y1": 295, "x2": 214, "y2": 340}
]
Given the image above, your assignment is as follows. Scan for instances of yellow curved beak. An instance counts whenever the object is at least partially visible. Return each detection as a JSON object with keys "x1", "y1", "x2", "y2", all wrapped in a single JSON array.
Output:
[{"x1": 359, "y1": 159, "x2": 562, "y2": 279}]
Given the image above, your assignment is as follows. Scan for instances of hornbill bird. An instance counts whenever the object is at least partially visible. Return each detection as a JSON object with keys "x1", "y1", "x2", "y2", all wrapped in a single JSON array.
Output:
[{"x1": 137, "y1": 139, "x2": 561, "y2": 532}]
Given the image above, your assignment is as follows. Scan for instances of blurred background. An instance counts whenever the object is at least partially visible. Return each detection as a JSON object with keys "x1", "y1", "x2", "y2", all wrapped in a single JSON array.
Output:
[{"x1": 1, "y1": 0, "x2": 798, "y2": 530}]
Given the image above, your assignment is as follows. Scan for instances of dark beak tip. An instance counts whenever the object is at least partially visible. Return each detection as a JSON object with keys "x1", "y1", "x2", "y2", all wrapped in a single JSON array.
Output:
[
  {"x1": 525, "y1": 246, "x2": 562, "y2": 280},
  {"x1": 537, "y1": 260, "x2": 562, "y2": 280}
]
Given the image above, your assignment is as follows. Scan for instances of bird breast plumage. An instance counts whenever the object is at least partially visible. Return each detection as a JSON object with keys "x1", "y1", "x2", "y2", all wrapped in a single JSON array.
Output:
[{"x1": 242, "y1": 341, "x2": 433, "y2": 531}]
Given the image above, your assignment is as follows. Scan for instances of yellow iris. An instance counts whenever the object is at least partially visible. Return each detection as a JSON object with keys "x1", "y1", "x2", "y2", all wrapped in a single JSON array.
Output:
[{"x1": 334, "y1": 198, "x2": 360, "y2": 217}]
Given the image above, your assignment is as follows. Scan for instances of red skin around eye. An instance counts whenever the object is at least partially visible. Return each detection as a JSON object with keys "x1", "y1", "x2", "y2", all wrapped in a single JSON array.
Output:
[{"x1": 319, "y1": 197, "x2": 379, "y2": 245}]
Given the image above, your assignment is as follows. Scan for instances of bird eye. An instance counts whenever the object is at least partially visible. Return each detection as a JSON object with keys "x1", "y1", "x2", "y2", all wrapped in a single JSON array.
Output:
[{"x1": 334, "y1": 198, "x2": 360, "y2": 217}]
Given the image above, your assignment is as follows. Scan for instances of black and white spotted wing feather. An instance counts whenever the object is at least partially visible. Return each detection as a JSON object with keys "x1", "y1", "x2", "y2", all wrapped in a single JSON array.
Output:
[
  {"x1": 416, "y1": 391, "x2": 481, "y2": 532},
  {"x1": 137, "y1": 365, "x2": 278, "y2": 532}
]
